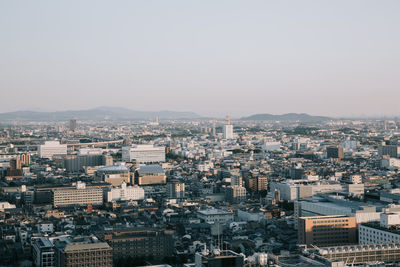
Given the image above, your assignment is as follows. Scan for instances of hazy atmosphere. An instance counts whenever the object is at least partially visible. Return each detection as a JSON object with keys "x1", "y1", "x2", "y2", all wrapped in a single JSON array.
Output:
[{"x1": 1, "y1": 0, "x2": 399, "y2": 117}]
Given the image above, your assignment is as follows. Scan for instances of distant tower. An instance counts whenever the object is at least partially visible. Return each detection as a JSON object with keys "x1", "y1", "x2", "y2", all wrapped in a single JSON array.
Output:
[
  {"x1": 212, "y1": 120, "x2": 216, "y2": 137},
  {"x1": 69, "y1": 119, "x2": 77, "y2": 131},
  {"x1": 223, "y1": 116, "x2": 234, "y2": 139}
]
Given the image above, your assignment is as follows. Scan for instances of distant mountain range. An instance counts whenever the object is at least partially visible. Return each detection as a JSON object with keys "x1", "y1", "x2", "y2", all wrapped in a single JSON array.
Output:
[
  {"x1": 0, "y1": 107, "x2": 201, "y2": 121},
  {"x1": 240, "y1": 113, "x2": 332, "y2": 122}
]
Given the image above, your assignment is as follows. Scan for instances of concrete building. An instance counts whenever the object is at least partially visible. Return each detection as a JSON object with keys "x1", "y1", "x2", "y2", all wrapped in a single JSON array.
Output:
[
  {"x1": 379, "y1": 145, "x2": 400, "y2": 158},
  {"x1": 0, "y1": 201, "x2": 16, "y2": 211},
  {"x1": 327, "y1": 146, "x2": 344, "y2": 159},
  {"x1": 99, "y1": 228, "x2": 173, "y2": 261},
  {"x1": 52, "y1": 182, "x2": 103, "y2": 207},
  {"x1": 54, "y1": 236, "x2": 112, "y2": 267},
  {"x1": 197, "y1": 209, "x2": 234, "y2": 224},
  {"x1": 359, "y1": 212, "x2": 400, "y2": 244},
  {"x1": 69, "y1": 119, "x2": 77, "y2": 131},
  {"x1": 96, "y1": 165, "x2": 130, "y2": 186},
  {"x1": 63, "y1": 154, "x2": 113, "y2": 173},
  {"x1": 195, "y1": 250, "x2": 244, "y2": 267},
  {"x1": 223, "y1": 116, "x2": 234, "y2": 139},
  {"x1": 298, "y1": 215, "x2": 357, "y2": 247},
  {"x1": 106, "y1": 182, "x2": 145, "y2": 202},
  {"x1": 39, "y1": 141, "x2": 67, "y2": 159},
  {"x1": 269, "y1": 180, "x2": 343, "y2": 201},
  {"x1": 314, "y1": 243, "x2": 400, "y2": 266},
  {"x1": 167, "y1": 179, "x2": 185, "y2": 198},
  {"x1": 135, "y1": 165, "x2": 166, "y2": 185},
  {"x1": 122, "y1": 144, "x2": 165, "y2": 163},
  {"x1": 225, "y1": 186, "x2": 247, "y2": 203},
  {"x1": 246, "y1": 176, "x2": 268, "y2": 193},
  {"x1": 381, "y1": 157, "x2": 400, "y2": 169},
  {"x1": 294, "y1": 196, "x2": 380, "y2": 230},
  {"x1": 32, "y1": 237, "x2": 55, "y2": 267}
]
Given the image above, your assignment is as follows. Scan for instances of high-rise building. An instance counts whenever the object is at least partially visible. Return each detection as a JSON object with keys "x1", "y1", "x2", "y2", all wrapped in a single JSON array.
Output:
[
  {"x1": 54, "y1": 236, "x2": 112, "y2": 267},
  {"x1": 17, "y1": 152, "x2": 31, "y2": 165},
  {"x1": 327, "y1": 146, "x2": 344, "y2": 159},
  {"x1": 32, "y1": 237, "x2": 55, "y2": 267},
  {"x1": 39, "y1": 141, "x2": 67, "y2": 159},
  {"x1": 122, "y1": 144, "x2": 165, "y2": 163},
  {"x1": 167, "y1": 179, "x2": 185, "y2": 198},
  {"x1": 98, "y1": 228, "x2": 174, "y2": 261},
  {"x1": 223, "y1": 116, "x2": 234, "y2": 139},
  {"x1": 225, "y1": 186, "x2": 247, "y2": 203},
  {"x1": 379, "y1": 145, "x2": 400, "y2": 158},
  {"x1": 298, "y1": 215, "x2": 357, "y2": 247},
  {"x1": 246, "y1": 177, "x2": 268, "y2": 193},
  {"x1": 69, "y1": 119, "x2": 77, "y2": 131}
]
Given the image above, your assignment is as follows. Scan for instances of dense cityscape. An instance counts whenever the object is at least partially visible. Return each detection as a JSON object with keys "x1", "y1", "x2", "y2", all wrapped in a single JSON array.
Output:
[{"x1": 0, "y1": 115, "x2": 400, "y2": 267}]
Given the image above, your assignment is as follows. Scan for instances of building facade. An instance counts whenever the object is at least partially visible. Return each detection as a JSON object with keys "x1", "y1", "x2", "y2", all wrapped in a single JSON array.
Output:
[{"x1": 298, "y1": 215, "x2": 357, "y2": 247}]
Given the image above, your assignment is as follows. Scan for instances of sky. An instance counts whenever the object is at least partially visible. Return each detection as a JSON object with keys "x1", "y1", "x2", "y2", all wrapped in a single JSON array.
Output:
[{"x1": 1, "y1": 1, "x2": 399, "y2": 118}]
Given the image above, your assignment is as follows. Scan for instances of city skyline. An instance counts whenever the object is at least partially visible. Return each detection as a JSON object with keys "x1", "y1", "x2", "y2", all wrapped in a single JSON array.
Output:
[{"x1": 1, "y1": 1, "x2": 400, "y2": 117}]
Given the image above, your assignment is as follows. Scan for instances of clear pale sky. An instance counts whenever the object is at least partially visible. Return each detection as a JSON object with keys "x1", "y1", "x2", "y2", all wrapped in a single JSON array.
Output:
[{"x1": 1, "y1": 1, "x2": 399, "y2": 117}]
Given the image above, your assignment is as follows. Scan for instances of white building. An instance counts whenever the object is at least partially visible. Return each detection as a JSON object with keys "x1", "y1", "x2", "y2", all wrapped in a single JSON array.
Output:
[
  {"x1": 38, "y1": 141, "x2": 67, "y2": 159},
  {"x1": 381, "y1": 157, "x2": 400, "y2": 169},
  {"x1": 197, "y1": 209, "x2": 234, "y2": 224},
  {"x1": 223, "y1": 116, "x2": 234, "y2": 139},
  {"x1": 79, "y1": 148, "x2": 103, "y2": 155},
  {"x1": 106, "y1": 182, "x2": 145, "y2": 202},
  {"x1": 122, "y1": 144, "x2": 165, "y2": 163},
  {"x1": 0, "y1": 201, "x2": 16, "y2": 211},
  {"x1": 359, "y1": 213, "x2": 400, "y2": 244},
  {"x1": 262, "y1": 141, "x2": 281, "y2": 152}
]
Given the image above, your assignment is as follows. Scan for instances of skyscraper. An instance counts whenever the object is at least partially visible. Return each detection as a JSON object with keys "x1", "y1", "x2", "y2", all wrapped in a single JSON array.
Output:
[
  {"x1": 223, "y1": 116, "x2": 234, "y2": 139},
  {"x1": 69, "y1": 119, "x2": 77, "y2": 131}
]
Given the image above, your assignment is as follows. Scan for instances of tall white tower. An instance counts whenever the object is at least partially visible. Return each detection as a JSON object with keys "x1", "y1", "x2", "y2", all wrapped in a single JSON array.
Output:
[{"x1": 223, "y1": 116, "x2": 234, "y2": 139}]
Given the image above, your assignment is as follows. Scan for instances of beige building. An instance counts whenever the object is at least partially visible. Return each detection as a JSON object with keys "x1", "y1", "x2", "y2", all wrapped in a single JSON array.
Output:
[
  {"x1": 52, "y1": 182, "x2": 103, "y2": 207},
  {"x1": 298, "y1": 215, "x2": 357, "y2": 247}
]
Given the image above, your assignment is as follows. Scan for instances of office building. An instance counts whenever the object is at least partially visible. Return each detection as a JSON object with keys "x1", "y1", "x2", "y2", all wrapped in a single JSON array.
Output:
[
  {"x1": 359, "y1": 212, "x2": 400, "y2": 244},
  {"x1": 54, "y1": 236, "x2": 112, "y2": 267},
  {"x1": 135, "y1": 165, "x2": 166, "y2": 185},
  {"x1": 96, "y1": 165, "x2": 130, "y2": 186},
  {"x1": 298, "y1": 215, "x2": 357, "y2": 247},
  {"x1": 39, "y1": 141, "x2": 67, "y2": 159},
  {"x1": 106, "y1": 182, "x2": 145, "y2": 202},
  {"x1": 63, "y1": 154, "x2": 113, "y2": 173},
  {"x1": 327, "y1": 146, "x2": 344, "y2": 159},
  {"x1": 32, "y1": 237, "x2": 55, "y2": 267},
  {"x1": 99, "y1": 228, "x2": 173, "y2": 261},
  {"x1": 379, "y1": 145, "x2": 400, "y2": 158},
  {"x1": 69, "y1": 119, "x2": 77, "y2": 131},
  {"x1": 223, "y1": 116, "x2": 234, "y2": 139},
  {"x1": 122, "y1": 144, "x2": 165, "y2": 163},
  {"x1": 246, "y1": 176, "x2": 268, "y2": 193},
  {"x1": 167, "y1": 179, "x2": 185, "y2": 198},
  {"x1": 197, "y1": 209, "x2": 234, "y2": 224},
  {"x1": 225, "y1": 186, "x2": 247, "y2": 203},
  {"x1": 52, "y1": 182, "x2": 103, "y2": 207},
  {"x1": 16, "y1": 152, "x2": 31, "y2": 165}
]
